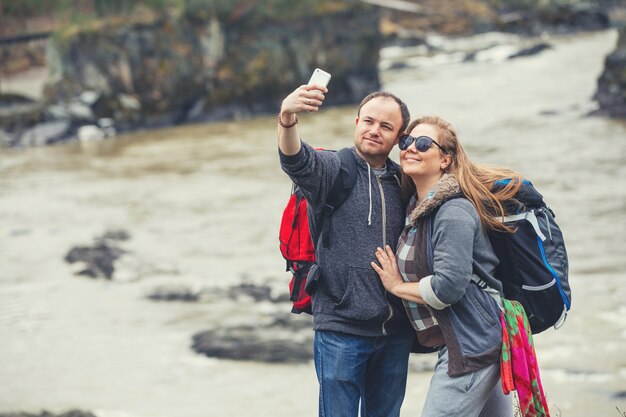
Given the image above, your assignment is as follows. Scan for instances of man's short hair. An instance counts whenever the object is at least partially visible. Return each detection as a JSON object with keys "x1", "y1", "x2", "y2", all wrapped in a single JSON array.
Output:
[{"x1": 357, "y1": 92, "x2": 410, "y2": 133}]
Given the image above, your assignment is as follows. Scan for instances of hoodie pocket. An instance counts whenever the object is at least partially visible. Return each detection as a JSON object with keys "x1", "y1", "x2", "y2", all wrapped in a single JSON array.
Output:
[
  {"x1": 333, "y1": 265, "x2": 388, "y2": 321},
  {"x1": 466, "y1": 287, "x2": 498, "y2": 327}
]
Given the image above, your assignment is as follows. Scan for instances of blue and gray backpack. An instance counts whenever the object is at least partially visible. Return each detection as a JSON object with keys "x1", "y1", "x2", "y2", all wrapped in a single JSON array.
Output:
[{"x1": 473, "y1": 179, "x2": 571, "y2": 334}]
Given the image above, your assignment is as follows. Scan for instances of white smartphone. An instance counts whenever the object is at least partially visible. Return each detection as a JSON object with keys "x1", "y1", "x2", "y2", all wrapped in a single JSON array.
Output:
[{"x1": 308, "y1": 68, "x2": 331, "y2": 89}]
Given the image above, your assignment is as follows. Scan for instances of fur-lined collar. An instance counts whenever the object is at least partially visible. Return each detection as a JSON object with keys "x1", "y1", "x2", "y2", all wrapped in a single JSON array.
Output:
[{"x1": 408, "y1": 174, "x2": 462, "y2": 225}]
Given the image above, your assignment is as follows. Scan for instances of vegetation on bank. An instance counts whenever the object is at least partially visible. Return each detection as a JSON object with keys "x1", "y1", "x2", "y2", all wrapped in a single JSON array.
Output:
[
  {"x1": 1, "y1": 0, "x2": 622, "y2": 38},
  {"x1": 0, "y1": 0, "x2": 355, "y2": 77},
  {"x1": 0, "y1": 0, "x2": 351, "y2": 36}
]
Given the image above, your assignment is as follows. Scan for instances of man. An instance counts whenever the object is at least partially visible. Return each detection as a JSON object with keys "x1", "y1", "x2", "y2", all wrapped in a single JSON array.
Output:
[{"x1": 277, "y1": 83, "x2": 414, "y2": 417}]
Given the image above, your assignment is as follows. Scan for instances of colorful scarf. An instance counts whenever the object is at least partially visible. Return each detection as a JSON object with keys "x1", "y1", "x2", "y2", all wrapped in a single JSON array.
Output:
[{"x1": 500, "y1": 298, "x2": 551, "y2": 417}]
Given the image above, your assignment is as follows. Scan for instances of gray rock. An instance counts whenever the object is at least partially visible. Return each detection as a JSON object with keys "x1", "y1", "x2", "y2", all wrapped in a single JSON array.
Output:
[
  {"x1": 227, "y1": 282, "x2": 275, "y2": 303},
  {"x1": 192, "y1": 313, "x2": 314, "y2": 363},
  {"x1": 595, "y1": 26, "x2": 626, "y2": 118},
  {"x1": 0, "y1": 129, "x2": 12, "y2": 146},
  {"x1": 508, "y1": 42, "x2": 552, "y2": 59},
  {"x1": 46, "y1": 104, "x2": 70, "y2": 119},
  {"x1": 79, "y1": 90, "x2": 101, "y2": 106},
  {"x1": 117, "y1": 94, "x2": 141, "y2": 111},
  {"x1": 97, "y1": 117, "x2": 116, "y2": 136},
  {"x1": 14, "y1": 120, "x2": 71, "y2": 147},
  {"x1": 97, "y1": 117, "x2": 114, "y2": 128},
  {"x1": 146, "y1": 280, "x2": 290, "y2": 304},
  {"x1": 77, "y1": 125, "x2": 105, "y2": 142},
  {"x1": 64, "y1": 230, "x2": 130, "y2": 279},
  {"x1": 0, "y1": 94, "x2": 44, "y2": 131},
  {"x1": 0, "y1": 411, "x2": 97, "y2": 417},
  {"x1": 67, "y1": 101, "x2": 95, "y2": 121},
  {"x1": 148, "y1": 285, "x2": 201, "y2": 302}
]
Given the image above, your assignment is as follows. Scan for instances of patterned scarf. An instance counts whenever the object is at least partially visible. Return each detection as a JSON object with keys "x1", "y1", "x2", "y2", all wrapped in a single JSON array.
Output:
[{"x1": 500, "y1": 298, "x2": 551, "y2": 417}]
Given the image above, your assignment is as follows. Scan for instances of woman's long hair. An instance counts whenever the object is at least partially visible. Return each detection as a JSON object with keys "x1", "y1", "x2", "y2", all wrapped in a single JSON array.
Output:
[{"x1": 400, "y1": 115, "x2": 524, "y2": 232}]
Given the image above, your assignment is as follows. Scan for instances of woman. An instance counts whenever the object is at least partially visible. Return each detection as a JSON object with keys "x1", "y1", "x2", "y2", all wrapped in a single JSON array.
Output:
[{"x1": 371, "y1": 115, "x2": 525, "y2": 417}]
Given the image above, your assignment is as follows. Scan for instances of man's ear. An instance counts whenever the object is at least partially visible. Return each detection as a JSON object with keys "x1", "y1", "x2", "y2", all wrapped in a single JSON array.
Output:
[{"x1": 355, "y1": 117, "x2": 359, "y2": 125}]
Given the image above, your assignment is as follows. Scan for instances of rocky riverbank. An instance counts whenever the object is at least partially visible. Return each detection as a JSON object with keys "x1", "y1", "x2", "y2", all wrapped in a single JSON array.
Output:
[
  {"x1": 1, "y1": 0, "x2": 625, "y2": 147},
  {"x1": 2, "y1": 0, "x2": 383, "y2": 147}
]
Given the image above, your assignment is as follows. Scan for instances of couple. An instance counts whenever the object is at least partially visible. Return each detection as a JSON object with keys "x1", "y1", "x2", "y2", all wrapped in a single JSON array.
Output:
[{"x1": 278, "y1": 84, "x2": 523, "y2": 417}]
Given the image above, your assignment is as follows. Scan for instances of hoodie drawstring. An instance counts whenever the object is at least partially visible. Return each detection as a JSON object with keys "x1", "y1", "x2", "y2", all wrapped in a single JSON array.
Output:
[{"x1": 367, "y1": 162, "x2": 373, "y2": 226}]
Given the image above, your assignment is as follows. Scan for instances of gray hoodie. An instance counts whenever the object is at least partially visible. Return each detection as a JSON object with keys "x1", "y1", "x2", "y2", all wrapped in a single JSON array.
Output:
[{"x1": 280, "y1": 142, "x2": 412, "y2": 337}]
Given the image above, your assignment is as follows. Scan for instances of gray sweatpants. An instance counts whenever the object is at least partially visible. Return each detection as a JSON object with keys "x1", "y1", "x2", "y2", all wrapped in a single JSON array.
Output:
[{"x1": 421, "y1": 347, "x2": 513, "y2": 417}]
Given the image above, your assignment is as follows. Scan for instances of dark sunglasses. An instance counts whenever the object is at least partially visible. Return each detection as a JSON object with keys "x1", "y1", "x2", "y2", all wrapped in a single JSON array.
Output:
[{"x1": 398, "y1": 134, "x2": 446, "y2": 153}]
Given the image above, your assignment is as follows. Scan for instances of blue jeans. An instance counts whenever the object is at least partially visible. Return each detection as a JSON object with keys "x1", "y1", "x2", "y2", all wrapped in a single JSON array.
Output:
[{"x1": 313, "y1": 330, "x2": 413, "y2": 417}]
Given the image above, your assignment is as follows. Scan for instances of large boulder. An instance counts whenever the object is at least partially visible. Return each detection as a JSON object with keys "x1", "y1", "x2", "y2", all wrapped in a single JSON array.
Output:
[
  {"x1": 43, "y1": 0, "x2": 382, "y2": 131},
  {"x1": 595, "y1": 26, "x2": 626, "y2": 117}
]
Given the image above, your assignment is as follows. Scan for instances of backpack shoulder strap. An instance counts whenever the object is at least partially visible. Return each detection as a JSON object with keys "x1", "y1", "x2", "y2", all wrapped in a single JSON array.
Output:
[
  {"x1": 329, "y1": 148, "x2": 358, "y2": 204},
  {"x1": 338, "y1": 147, "x2": 358, "y2": 187},
  {"x1": 318, "y1": 148, "x2": 358, "y2": 248},
  {"x1": 472, "y1": 260, "x2": 503, "y2": 294}
]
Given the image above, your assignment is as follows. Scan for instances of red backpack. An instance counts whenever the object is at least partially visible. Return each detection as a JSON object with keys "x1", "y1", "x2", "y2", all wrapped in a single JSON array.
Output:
[{"x1": 279, "y1": 148, "x2": 358, "y2": 314}]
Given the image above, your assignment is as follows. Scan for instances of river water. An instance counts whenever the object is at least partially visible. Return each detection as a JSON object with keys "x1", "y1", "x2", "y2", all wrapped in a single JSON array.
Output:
[{"x1": 1, "y1": 30, "x2": 625, "y2": 417}]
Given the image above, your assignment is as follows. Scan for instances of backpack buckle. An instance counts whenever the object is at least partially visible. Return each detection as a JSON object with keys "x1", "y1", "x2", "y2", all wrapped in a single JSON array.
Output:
[{"x1": 322, "y1": 203, "x2": 334, "y2": 216}]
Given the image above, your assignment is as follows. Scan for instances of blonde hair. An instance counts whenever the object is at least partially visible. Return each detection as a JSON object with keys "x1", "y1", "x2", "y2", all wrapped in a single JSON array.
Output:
[{"x1": 400, "y1": 115, "x2": 524, "y2": 231}]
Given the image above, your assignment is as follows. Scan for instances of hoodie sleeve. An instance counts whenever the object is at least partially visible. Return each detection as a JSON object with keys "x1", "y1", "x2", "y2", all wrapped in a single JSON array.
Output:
[
  {"x1": 279, "y1": 141, "x2": 341, "y2": 210},
  {"x1": 419, "y1": 199, "x2": 479, "y2": 309}
]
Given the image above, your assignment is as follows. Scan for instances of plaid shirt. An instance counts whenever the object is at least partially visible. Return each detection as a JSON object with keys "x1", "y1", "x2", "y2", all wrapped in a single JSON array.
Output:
[
  {"x1": 396, "y1": 225, "x2": 439, "y2": 331},
  {"x1": 395, "y1": 192, "x2": 444, "y2": 350}
]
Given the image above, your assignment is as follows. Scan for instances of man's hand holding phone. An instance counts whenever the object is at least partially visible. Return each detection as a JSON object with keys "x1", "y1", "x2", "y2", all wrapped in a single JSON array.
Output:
[
  {"x1": 278, "y1": 68, "x2": 331, "y2": 155},
  {"x1": 280, "y1": 68, "x2": 331, "y2": 116}
]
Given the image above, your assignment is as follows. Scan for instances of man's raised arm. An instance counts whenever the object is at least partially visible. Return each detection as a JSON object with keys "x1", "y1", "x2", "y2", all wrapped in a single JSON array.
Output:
[{"x1": 277, "y1": 84, "x2": 328, "y2": 155}]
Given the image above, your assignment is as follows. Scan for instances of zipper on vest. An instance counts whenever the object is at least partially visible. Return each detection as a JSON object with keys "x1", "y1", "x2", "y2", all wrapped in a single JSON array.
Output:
[{"x1": 377, "y1": 175, "x2": 394, "y2": 335}]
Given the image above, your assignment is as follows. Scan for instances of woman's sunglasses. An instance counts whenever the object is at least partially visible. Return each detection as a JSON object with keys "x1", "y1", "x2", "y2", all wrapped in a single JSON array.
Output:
[{"x1": 398, "y1": 134, "x2": 446, "y2": 153}]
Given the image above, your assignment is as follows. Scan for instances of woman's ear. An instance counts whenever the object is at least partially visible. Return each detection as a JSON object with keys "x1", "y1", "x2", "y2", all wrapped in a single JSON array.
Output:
[{"x1": 441, "y1": 155, "x2": 452, "y2": 171}]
